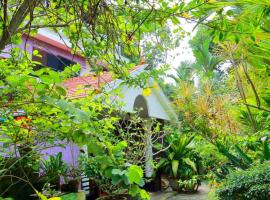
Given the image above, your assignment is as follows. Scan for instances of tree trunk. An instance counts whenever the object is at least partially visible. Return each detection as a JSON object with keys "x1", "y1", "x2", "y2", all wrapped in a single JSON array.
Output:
[
  {"x1": 0, "y1": 0, "x2": 38, "y2": 51},
  {"x1": 144, "y1": 120, "x2": 153, "y2": 178}
]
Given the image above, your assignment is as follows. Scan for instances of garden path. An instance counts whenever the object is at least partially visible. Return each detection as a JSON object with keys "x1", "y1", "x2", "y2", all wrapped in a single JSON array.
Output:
[{"x1": 151, "y1": 184, "x2": 210, "y2": 200}]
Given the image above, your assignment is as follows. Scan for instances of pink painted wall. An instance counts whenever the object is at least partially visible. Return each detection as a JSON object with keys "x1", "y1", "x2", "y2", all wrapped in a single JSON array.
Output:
[
  {"x1": 42, "y1": 142, "x2": 81, "y2": 169},
  {"x1": 41, "y1": 142, "x2": 82, "y2": 186}
]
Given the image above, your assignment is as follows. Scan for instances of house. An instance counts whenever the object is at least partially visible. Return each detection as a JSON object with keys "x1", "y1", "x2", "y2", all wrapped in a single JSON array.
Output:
[{"x1": 0, "y1": 28, "x2": 177, "y2": 191}]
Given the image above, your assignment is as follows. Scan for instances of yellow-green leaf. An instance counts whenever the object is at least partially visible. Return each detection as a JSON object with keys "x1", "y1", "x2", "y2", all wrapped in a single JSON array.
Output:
[{"x1": 35, "y1": 190, "x2": 48, "y2": 200}]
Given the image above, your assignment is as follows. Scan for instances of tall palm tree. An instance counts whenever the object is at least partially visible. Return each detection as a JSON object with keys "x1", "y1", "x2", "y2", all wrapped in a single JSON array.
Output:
[
  {"x1": 168, "y1": 61, "x2": 194, "y2": 83},
  {"x1": 191, "y1": 35, "x2": 223, "y2": 78}
]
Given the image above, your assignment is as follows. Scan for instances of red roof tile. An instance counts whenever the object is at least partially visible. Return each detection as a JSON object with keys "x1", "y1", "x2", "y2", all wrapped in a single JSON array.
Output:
[{"x1": 64, "y1": 64, "x2": 145, "y2": 99}]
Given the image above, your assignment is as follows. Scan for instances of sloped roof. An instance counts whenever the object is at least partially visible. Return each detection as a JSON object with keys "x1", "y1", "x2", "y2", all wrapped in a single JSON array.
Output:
[{"x1": 64, "y1": 64, "x2": 145, "y2": 99}]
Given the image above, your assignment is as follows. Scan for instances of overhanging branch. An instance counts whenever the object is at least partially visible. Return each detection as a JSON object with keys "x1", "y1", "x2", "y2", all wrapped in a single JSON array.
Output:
[{"x1": 0, "y1": 0, "x2": 39, "y2": 51}]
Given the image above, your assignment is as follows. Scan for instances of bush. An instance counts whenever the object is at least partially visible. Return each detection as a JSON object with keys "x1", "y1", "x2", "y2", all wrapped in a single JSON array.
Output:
[{"x1": 216, "y1": 162, "x2": 270, "y2": 200}]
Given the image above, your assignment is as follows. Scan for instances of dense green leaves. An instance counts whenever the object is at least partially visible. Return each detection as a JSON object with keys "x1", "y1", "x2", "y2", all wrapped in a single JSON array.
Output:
[
  {"x1": 80, "y1": 142, "x2": 148, "y2": 199},
  {"x1": 1, "y1": 0, "x2": 270, "y2": 198},
  {"x1": 216, "y1": 162, "x2": 270, "y2": 200}
]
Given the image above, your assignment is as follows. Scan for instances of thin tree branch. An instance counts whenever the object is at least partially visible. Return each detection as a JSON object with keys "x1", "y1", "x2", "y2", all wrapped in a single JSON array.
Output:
[
  {"x1": 244, "y1": 103, "x2": 270, "y2": 113},
  {"x1": 242, "y1": 63, "x2": 261, "y2": 107},
  {"x1": 0, "y1": 0, "x2": 39, "y2": 51},
  {"x1": 18, "y1": 23, "x2": 71, "y2": 32}
]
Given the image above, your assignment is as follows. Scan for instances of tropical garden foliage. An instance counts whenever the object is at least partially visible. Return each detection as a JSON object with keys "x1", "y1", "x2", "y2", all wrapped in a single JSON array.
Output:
[{"x1": 0, "y1": 0, "x2": 270, "y2": 200}]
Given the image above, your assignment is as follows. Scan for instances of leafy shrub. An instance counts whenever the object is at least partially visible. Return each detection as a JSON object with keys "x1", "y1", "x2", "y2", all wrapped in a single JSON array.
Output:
[
  {"x1": 41, "y1": 152, "x2": 68, "y2": 182},
  {"x1": 158, "y1": 134, "x2": 200, "y2": 179},
  {"x1": 211, "y1": 137, "x2": 270, "y2": 182},
  {"x1": 80, "y1": 141, "x2": 149, "y2": 199},
  {"x1": 216, "y1": 162, "x2": 270, "y2": 200},
  {"x1": 158, "y1": 134, "x2": 202, "y2": 192},
  {"x1": 178, "y1": 175, "x2": 200, "y2": 192}
]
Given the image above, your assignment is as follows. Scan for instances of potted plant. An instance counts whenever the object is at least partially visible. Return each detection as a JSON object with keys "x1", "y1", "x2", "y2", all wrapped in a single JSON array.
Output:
[
  {"x1": 158, "y1": 134, "x2": 201, "y2": 192},
  {"x1": 66, "y1": 166, "x2": 82, "y2": 192},
  {"x1": 178, "y1": 175, "x2": 200, "y2": 193},
  {"x1": 41, "y1": 152, "x2": 68, "y2": 190}
]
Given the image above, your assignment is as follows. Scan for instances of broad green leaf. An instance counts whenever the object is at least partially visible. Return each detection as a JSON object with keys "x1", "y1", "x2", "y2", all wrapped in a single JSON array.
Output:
[
  {"x1": 127, "y1": 165, "x2": 143, "y2": 184},
  {"x1": 129, "y1": 185, "x2": 140, "y2": 197},
  {"x1": 111, "y1": 175, "x2": 122, "y2": 185},
  {"x1": 112, "y1": 168, "x2": 126, "y2": 175},
  {"x1": 55, "y1": 86, "x2": 67, "y2": 96},
  {"x1": 35, "y1": 190, "x2": 48, "y2": 200},
  {"x1": 140, "y1": 189, "x2": 150, "y2": 200},
  {"x1": 183, "y1": 158, "x2": 197, "y2": 172},
  {"x1": 172, "y1": 160, "x2": 179, "y2": 178},
  {"x1": 48, "y1": 197, "x2": 61, "y2": 200}
]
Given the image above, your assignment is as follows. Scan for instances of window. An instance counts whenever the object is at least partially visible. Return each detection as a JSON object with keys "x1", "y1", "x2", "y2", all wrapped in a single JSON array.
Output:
[{"x1": 32, "y1": 48, "x2": 76, "y2": 73}]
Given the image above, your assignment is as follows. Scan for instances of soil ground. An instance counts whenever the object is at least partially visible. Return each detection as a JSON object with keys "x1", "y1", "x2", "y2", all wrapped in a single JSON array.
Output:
[{"x1": 151, "y1": 184, "x2": 210, "y2": 200}]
